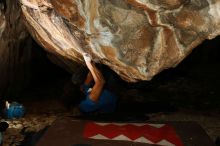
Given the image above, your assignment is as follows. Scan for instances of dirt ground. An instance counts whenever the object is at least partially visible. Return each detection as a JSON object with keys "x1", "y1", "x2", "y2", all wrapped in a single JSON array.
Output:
[{"x1": 0, "y1": 97, "x2": 219, "y2": 146}]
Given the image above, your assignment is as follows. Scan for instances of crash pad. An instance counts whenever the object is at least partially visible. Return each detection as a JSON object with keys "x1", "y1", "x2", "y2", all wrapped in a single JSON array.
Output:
[{"x1": 36, "y1": 118, "x2": 215, "y2": 146}]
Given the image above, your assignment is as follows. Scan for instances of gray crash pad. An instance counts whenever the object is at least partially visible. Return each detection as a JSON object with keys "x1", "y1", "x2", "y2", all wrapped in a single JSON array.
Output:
[{"x1": 36, "y1": 118, "x2": 215, "y2": 146}]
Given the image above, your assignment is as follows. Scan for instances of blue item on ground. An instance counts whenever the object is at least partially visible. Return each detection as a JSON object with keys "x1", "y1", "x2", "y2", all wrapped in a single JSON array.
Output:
[
  {"x1": 79, "y1": 84, "x2": 117, "y2": 113},
  {"x1": 5, "y1": 102, "x2": 25, "y2": 119}
]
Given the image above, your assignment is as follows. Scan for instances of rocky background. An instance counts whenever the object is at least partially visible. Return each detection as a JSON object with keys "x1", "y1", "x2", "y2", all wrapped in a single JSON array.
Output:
[
  {"x1": 0, "y1": 0, "x2": 32, "y2": 96},
  {"x1": 0, "y1": 0, "x2": 220, "y2": 95},
  {"x1": 0, "y1": 1, "x2": 220, "y2": 145},
  {"x1": 20, "y1": 0, "x2": 220, "y2": 82}
]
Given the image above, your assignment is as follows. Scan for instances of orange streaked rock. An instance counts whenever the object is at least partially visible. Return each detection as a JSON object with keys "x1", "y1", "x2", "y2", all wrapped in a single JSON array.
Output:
[{"x1": 20, "y1": 0, "x2": 220, "y2": 82}]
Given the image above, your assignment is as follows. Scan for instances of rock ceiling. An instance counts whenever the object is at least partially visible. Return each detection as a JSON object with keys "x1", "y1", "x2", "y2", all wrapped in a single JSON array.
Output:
[{"x1": 15, "y1": 0, "x2": 220, "y2": 81}]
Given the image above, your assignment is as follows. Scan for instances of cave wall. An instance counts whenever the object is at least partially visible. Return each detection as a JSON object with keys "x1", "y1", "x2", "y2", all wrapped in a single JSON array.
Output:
[{"x1": 0, "y1": 0, "x2": 32, "y2": 96}]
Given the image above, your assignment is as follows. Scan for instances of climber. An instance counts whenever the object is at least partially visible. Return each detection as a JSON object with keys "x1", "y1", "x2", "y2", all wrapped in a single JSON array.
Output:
[{"x1": 77, "y1": 53, "x2": 118, "y2": 113}]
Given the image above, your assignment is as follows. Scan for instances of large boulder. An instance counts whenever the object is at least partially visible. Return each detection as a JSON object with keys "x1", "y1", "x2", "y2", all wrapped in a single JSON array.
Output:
[
  {"x1": 0, "y1": 0, "x2": 32, "y2": 96},
  {"x1": 20, "y1": 0, "x2": 220, "y2": 82}
]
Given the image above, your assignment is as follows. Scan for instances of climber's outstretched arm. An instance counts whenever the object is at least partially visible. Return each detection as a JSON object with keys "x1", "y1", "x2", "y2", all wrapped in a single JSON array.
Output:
[{"x1": 83, "y1": 53, "x2": 105, "y2": 102}]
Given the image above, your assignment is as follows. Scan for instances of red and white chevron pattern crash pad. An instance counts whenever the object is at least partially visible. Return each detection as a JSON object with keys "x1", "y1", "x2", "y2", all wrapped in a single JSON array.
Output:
[
  {"x1": 83, "y1": 122, "x2": 183, "y2": 146},
  {"x1": 36, "y1": 118, "x2": 216, "y2": 146}
]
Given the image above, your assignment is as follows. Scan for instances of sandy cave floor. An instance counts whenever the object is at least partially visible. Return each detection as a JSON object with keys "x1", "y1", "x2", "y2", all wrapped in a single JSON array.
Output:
[{"x1": 0, "y1": 99, "x2": 220, "y2": 146}]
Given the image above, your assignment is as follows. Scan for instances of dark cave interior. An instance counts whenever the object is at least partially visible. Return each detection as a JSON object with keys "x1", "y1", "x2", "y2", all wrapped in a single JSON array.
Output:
[
  {"x1": 0, "y1": 1, "x2": 220, "y2": 145},
  {"x1": 7, "y1": 35, "x2": 219, "y2": 113},
  {"x1": 1, "y1": 33, "x2": 220, "y2": 146}
]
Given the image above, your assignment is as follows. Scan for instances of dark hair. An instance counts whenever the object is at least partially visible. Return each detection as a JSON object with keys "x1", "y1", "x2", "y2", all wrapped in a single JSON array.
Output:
[
  {"x1": 61, "y1": 81, "x2": 84, "y2": 109},
  {"x1": 71, "y1": 66, "x2": 88, "y2": 85}
]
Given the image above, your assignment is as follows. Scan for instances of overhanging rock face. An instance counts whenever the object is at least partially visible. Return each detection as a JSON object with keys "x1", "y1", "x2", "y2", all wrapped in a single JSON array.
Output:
[{"x1": 20, "y1": 0, "x2": 220, "y2": 82}]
